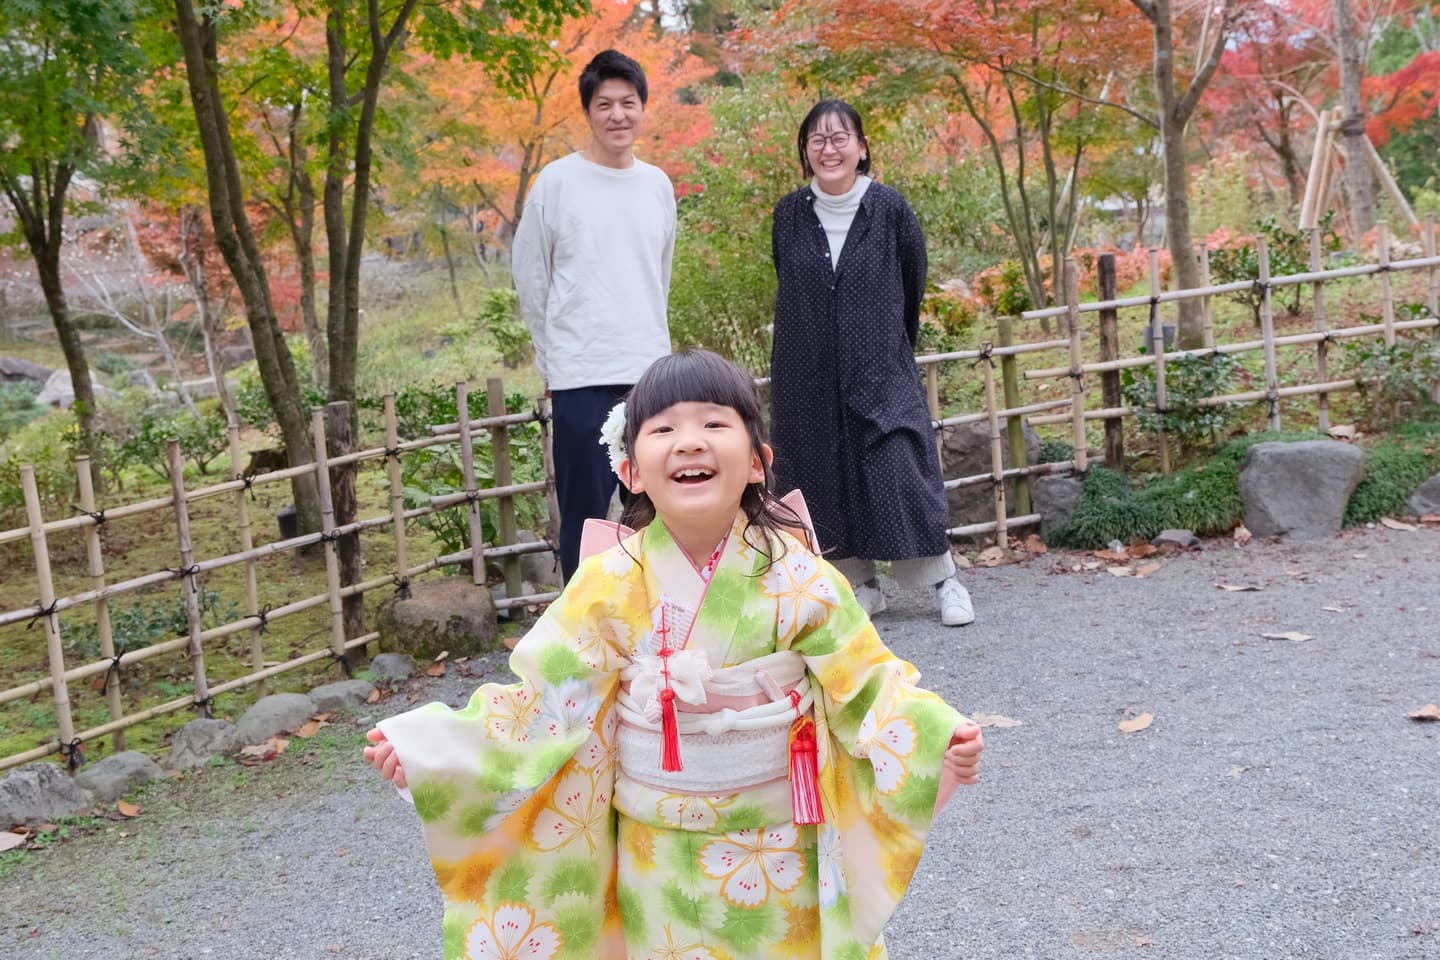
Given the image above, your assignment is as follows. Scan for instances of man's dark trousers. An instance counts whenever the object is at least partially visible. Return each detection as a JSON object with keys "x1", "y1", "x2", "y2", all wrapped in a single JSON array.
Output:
[{"x1": 551, "y1": 383, "x2": 632, "y2": 583}]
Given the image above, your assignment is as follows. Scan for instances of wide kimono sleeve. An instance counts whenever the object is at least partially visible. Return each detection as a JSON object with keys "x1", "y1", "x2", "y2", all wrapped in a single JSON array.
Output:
[
  {"x1": 770, "y1": 545, "x2": 966, "y2": 949},
  {"x1": 376, "y1": 554, "x2": 635, "y2": 960}
]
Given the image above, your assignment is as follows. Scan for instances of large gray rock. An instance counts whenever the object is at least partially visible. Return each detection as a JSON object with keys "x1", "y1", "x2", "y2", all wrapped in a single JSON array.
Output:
[
  {"x1": 0, "y1": 763, "x2": 92, "y2": 827},
  {"x1": 219, "y1": 344, "x2": 255, "y2": 370},
  {"x1": 375, "y1": 575, "x2": 499, "y2": 659},
  {"x1": 309, "y1": 680, "x2": 375, "y2": 713},
  {"x1": 164, "y1": 718, "x2": 243, "y2": 770},
  {"x1": 35, "y1": 369, "x2": 113, "y2": 408},
  {"x1": 0, "y1": 356, "x2": 53, "y2": 382},
  {"x1": 517, "y1": 531, "x2": 563, "y2": 588},
  {"x1": 1152, "y1": 528, "x2": 1200, "y2": 549},
  {"x1": 73, "y1": 751, "x2": 165, "y2": 804},
  {"x1": 235, "y1": 693, "x2": 316, "y2": 744},
  {"x1": 1033, "y1": 475, "x2": 1084, "y2": 539},
  {"x1": 1239, "y1": 441, "x2": 1366, "y2": 540},
  {"x1": 941, "y1": 421, "x2": 1041, "y2": 530},
  {"x1": 369, "y1": 653, "x2": 415, "y2": 680},
  {"x1": 1408, "y1": 474, "x2": 1440, "y2": 516}
]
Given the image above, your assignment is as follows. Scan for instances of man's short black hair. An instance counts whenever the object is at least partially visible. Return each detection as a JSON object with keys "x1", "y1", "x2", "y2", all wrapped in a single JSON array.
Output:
[{"x1": 579, "y1": 49, "x2": 648, "y2": 111}]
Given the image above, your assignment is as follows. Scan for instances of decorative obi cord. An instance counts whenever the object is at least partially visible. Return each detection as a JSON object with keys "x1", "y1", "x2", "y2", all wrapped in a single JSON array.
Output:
[{"x1": 616, "y1": 649, "x2": 825, "y2": 824}]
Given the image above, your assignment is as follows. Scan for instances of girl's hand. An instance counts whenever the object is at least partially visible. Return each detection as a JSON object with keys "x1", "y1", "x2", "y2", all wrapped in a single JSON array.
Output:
[
  {"x1": 364, "y1": 727, "x2": 408, "y2": 789},
  {"x1": 934, "y1": 722, "x2": 984, "y2": 815}
]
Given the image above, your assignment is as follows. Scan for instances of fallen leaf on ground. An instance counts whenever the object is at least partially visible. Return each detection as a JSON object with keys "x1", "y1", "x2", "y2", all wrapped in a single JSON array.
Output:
[
  {"x1": 1233, "y1": 524, "x2": 1252, "y2": 546},
  {"x1": 0, "y1": 831, "x2": 24, "y2": 853},
  {"x1": 1128, "y1": 540, "x2": 1158, "y2": 558},
  {"x1": 238, "y1": 737, "x2": 289, "y2": 763},
  {"x1": 424, "y1": 661, "x2": 446, "y2": 677},
  {"x1": 1118, "y1": 713, "x2": 1153, "y2": 733},
  {"x1": 295, "y1": 719, "x2": 328, "y2": 739},
  {"x1": 365, "y1": 688, "x2": 381, "y2": 704},
  {"x1": 1380, "y1": 517, "x2": 1416, "y2": 531},
  {"x1": 1352, "y1": 553, "x2": 1369, "y2": 559},
  {"x1": 1080, "y1": 561, "x2": 1104, "y2": 571},
  {"x1": 1321, "y1": 605, "x2": 1345, "y2": 613},
  {"x1": 971, "y1": 712, "x2": 1023, "y2": 728},
  {"x1": 1410, "y1": 704, "x2": 1440, "y2": 721},
  {"x1": 1023, "y1": 534, "x2": 1048, "y2": 554},
  {"x1": 431, "y1": 650, "x2": 449, "y2": 662},
  {"x1": 1421, "y1": 515, "x2": 1440, "y2": 525},
  {"x1": 1108, "y1": 566, "x2": 1134, "y2": 577},
  {"x1": 503, "y1": 634, "x2": 521, "y2": 651},
  {"x1": 312, "y1": 713, "x2": 334, "y2": 722},
  {"x1": 1260, "y1": 631, "x2": 1313, "y2": 642},
  {"x1": 1135, "y1": 561, "x2": 1162, "y2": 578},
  {"x1": 976, "y1": 545, "x2": 1010, "y2": 567},
  {"x1": 1328, "y1": 423, "x2": 1355, "y2": 440},
  {"x1": 116, "y1": 801, "x2": 141, "y2": 818},
  {"x1": 1216, "y1": 583, "x2": 1261, "y2": 592},
  {"x1": 1095, "y1": 547, "x2": 1129, "y2": 562}
]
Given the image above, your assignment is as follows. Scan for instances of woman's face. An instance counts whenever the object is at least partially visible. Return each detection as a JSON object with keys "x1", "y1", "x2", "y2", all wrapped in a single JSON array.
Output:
[{"x1": 805, "y1": 111, "x2": 866, "y2": 195}]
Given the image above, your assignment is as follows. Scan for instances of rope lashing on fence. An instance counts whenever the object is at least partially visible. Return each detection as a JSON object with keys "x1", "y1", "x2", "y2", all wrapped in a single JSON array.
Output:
[
  {"x1": 327, "y1": 649, "x2": 354, "y2": 678},
  {"x1": 464, "y1": 490, "x2": 483, "y2": 504},
  {"x1": 393, "y1": 575, "x2": 412, "y2": 600},
  {"x1": 70, "y1": 504, "x2": 106, "y2": 527},
  {"x1": 383, "y1": 446, "x2": 403, "y2": 461},
  {"x1": 25, "y1": 599, "x2": 60, "y2": 630},
  {"x1": 193, "y1": 695, "x2": 215, "y2": 717},
  {"x1": 531, "y1": 406, "x2": 551, "y2": 425},
  {"x1": 969, "y1": 342, "x2": 996, "y2": 368},
  {"x1": 107, "y1": 654, "x2": 125, "y2": 685},
  {"x1": 319, "y1": 529, "x2": 345, "y2": 544},
  {"x1": 58, "y1": 737, "x2": 85, "y2": 771},
  {"x1": 254, "y1": 602, "x2": 272, "y2": 635},
  {"x1": 238, "y1": 474, "x2": 257, "y2": 501}
]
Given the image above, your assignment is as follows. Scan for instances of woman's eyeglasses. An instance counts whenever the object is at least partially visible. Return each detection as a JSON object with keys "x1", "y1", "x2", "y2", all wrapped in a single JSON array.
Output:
[{"x1": 805, "y1": 131, "x2": 853, "y2": 151}]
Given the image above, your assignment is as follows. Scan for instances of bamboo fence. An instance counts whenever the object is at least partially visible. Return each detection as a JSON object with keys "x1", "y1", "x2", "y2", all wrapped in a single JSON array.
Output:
[{"x1": 3, "y1": 222, "x2": 1438, "y2": 772}]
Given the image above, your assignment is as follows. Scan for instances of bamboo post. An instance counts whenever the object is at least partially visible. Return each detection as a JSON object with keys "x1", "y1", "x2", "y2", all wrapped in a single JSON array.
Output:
[
  {"x1": 1198, "y1": 241, "x2": 1215, "y2": 348},
  {"x1": 309, "y1": 410, "x2": 348, "y2": 667},
  {"x1": 1257, "y1": 237, "x2": 1282, "y2": 431},
  {"x1": 1426, "y1": 219, "x2": 1438, "y2": 320},
  {"x1": 925, "y1": 361, "x2": 941, "y2": 460},
  {"x1": 1096, "y1": 253, "x2": 1123, "y2": 470},
  {"x1": 77, "y1": 457, "x2": 124, "y2": 749},
  {"x1": 167, "y1": 440, "x2": 212, "y2": 717},
  {"x1": 326, "y1": 401, "x2": 366, "y2": 652},
  {"x1": 384, "y1": 395, "x2": 411, "y2": 597},
  {"x1": 1377, "y1": 222, "x2": 1395, "y2": 346},
  {"x1": 1064, "y1": 259, "x2": 1088, "y2": 472},
  {"x1": 1148, "y1": 248, "x2": 1171, "y2": 473},
  {"x1": 1299, "y1": 108, "x2": 1332, "y2": 229},
  {"x1": 981, "y1": 344, "x2": 1008, "y2": 549},
  {"x1": 537, "y1": 394, "x2": 561, "y2": 553},
  {"x1": 455, "y1": 382, "x2": 486, "y2": 586},
  {"x1": 22, "y1": 465, "x2": 76, "y2": 759},
  {"x1": 227, "y1": 418, "x2": 264, "y2": 694},
  {"x1": 488, "y1": 377, "x2": 522, "y2": 600},
  {"x1": 995, "y1": 314, "x2": 1031, "y2": 514},
  {"x1": 1309, "y1": 229, "x2": 1331, "y2": 433}
]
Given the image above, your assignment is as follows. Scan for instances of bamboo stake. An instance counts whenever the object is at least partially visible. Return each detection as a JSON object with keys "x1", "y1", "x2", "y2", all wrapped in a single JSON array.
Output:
[
  {"x1": 22, "y1": 465, "x2": 76, "y2": 759},
  {"x1": 925, "y1": 360, "x2": 941, "y2": 460},
  {"x1": 944, "y1": 459, "x2": 1090, "y2": 490},
  {"x1": 1096, "y1": 253, "x2": 1124, "y2": 472},
  {"x1": 1363, "y1": 137, "x2": 1420, "y2": 228},
  {"x1": 1030, "y1": 379, "x2": 1362, "y2": 425},
  {"x1": 980, "y1": 344, "x2": 1008, "y2": 549},
  {"x1": 1427, "y1": 220, "x2": 1438, "y2": 319},
  {"x1": 916, "y1": 337, "x2": 1072, "y2": 365},
  {"x1": 384, "y1": 395, "x2": 411, "y2": 599},
  {"x1": 1299, "y1": 108, "x2": 1332, "y2": 229},
  {"x1": 167, "y1": 440, "x2": 211, "y2": 718},
  {"x1": 455, "y1": 381, "x2": 486, "y2": 586},
  {"x1": 488, "y1": 377, "x2": 522, "y2": 600},
  {"x1": 1199, "y1": 242, "x2": 1215, "y2": 348},
  {"x1": 1065, "y1": 259, "x2": 1088, "y2": 473},
  {"x1": 537, "y1": 394, "x2": 561, "y2": 554},
  {"x1": 77, "y1": 457, "x2": 124, "y2": 749},
  {"x1": 995, "y1": 314, "x2": 1031, "y2": 514},
  {"x1": 946, "y1": 514, "x2": 1040, "y2": 538},
  {"x1": 1256, "y1": 236, "x2": 1281, "y2": 430},
  {"x1": 1309, "y1": 229, "x2": 1331, "y2": 433},
  {"x1": 227, "y1": 418, "x2": 264, "y2": 694},
  {"x1": 1148, "y1": 249, "x2": 1171, "y2": 473},
  {"x1": 310, "y1": 409, "x2": 348, "y2": 666},
  {"x1": 1378, "y1": 222, "x2": 1395, "y2": 346},
  {"x1": 937, "y1": 398, "x2": 1073, "y2": 428}
]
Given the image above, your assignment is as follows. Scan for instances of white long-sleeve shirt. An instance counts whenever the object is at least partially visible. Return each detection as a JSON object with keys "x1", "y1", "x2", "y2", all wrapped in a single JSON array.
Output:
[{"x1": 511, "y1": 152, "x2": 676, "y2": 390}]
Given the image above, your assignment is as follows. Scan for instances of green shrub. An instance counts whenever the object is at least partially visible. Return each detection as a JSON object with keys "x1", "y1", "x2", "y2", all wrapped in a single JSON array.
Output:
[
  {"x1": 1208, "y1": 214, "x2": 1341, "y2": 324},
  {"x1": 117, "y1": 407, "x2": 228, "y2": 478},
  {"x1": 1341, "y1": 333, "x2": 1440, "y2": 430},
  {"x1": 1121, "y1": 353, "x2": 1244, "y2": 452},
  {"x1": 62, "y1": 587, "x2": 239, "y2": 660},
  {"x1": 0, "y1": 381, "x2": 44, "y2": 439},
  {"x1": 479, "y1": 288, "x2": 531, "y2": 369},
  {"x1": 1036, "y1": 439, "x2": 1075, "y2": 464},
  {"x1": 1344, "y1": 418, "x2": 1440, "y2": 525},
  {"x1": 0, "y1": 412, "x2": 77, "y2": 528}
]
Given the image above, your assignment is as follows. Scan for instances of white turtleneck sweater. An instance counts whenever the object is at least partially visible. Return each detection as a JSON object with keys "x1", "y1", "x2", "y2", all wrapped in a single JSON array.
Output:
[{"x1": 810, "y1": 175, "x2": 873, "y2": 265}]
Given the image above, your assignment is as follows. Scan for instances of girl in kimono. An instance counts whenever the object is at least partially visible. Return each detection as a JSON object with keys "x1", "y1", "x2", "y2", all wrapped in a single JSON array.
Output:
[
  {"x1": 769, "y1": 99, "x2": 975, "y2": 627},
  {"x1": 364, "y1": 349, "x2": 984, "y2": 960}
]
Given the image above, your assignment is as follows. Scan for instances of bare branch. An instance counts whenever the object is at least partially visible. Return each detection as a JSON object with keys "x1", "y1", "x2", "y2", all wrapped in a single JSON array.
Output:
[{"x1": 996, "y1": 63, "x2": 1158, "y2": 129}]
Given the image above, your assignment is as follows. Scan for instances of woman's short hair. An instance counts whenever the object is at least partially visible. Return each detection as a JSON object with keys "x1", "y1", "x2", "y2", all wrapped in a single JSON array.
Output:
[
  {"x1": 796, "y1": 99, "x2": 871, "y2": 178},
  {"x1": 579, "y1": 50, "x2": 649, "y2": 111}
]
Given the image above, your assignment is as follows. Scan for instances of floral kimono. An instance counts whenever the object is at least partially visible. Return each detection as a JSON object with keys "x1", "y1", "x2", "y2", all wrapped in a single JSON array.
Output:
[{"x1": 378, "y1": 512, "x2": 965, "y2": 960}]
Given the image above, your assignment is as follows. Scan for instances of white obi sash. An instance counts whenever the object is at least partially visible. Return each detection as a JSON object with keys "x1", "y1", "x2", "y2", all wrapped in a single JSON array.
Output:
[{"x1": 615, "y1": 650, "x2": 811, "y2": 794}]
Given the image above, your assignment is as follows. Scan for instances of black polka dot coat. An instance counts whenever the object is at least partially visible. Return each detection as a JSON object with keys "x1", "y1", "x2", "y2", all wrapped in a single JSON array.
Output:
[{"x1": 768, "y1": 181, "x2": 951, "y2": 562}]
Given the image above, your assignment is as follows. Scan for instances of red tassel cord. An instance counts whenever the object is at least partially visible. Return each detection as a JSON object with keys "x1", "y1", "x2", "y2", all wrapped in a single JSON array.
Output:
[
  {"x1": 660, "y1": 688, "x2": 682, "y2": 772},
  {"x1": 788, "y1": 716, "x2": 824, "y2": 824}
]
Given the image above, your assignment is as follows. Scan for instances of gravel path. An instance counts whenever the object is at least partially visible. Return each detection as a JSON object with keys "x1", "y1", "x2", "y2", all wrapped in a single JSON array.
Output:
[{"x1": 5, "y1": 526, "x2": 1438, "y2": 960}]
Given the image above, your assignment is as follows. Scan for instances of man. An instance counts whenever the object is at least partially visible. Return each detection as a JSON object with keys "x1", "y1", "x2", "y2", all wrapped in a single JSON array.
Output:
[{"x1": 512, "y1": 49, "x2": 676, "y2": 582}]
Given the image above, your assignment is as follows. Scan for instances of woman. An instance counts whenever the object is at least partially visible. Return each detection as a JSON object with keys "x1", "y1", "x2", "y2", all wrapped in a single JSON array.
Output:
[{"x1": 769, "y1": 99, "x2": 974, "y2": 626}]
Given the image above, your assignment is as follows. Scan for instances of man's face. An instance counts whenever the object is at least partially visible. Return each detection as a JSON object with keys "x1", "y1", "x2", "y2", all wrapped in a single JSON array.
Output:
[{"x1": 586, "y1": 77, "x2": 645, "y2": 154}]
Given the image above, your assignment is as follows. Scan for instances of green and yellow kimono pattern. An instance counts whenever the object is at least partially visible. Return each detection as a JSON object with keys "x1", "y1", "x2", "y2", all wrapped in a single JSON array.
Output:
[{"x1": 378, "y1": 512, "x2": 965, "y2": 960}]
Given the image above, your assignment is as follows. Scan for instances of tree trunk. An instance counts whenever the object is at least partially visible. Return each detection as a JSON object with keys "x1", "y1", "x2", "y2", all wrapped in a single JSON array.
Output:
[
  {"x1": 173, "y1": 0, "x2": 321, "y2": 532},
  {"x1": 289, "y1": 107, "x2": 327, "y2": 392},
  {"x1": 180, "y1": 208, "x2": 234, "y2": 420},
  {"x1": 1333, "y1": 0, "x2": 1376, "y2": 238},
  {"x1": 36, "y1": 242, "x2": 98, "y2": 444}
]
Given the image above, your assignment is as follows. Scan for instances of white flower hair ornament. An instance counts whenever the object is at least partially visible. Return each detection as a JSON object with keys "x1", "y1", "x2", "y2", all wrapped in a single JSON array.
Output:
[{"x1": 598, "y1": 401, "x2": 628, "y2": 477}]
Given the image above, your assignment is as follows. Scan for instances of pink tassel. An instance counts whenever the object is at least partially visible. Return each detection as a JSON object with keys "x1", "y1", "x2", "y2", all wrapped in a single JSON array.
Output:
[
  {"x1": 788, "y1": 717, "x2": 824, "y2": 824},
  {"x1": 660, "y1": 689, "x2": 683, "y2": 772}
]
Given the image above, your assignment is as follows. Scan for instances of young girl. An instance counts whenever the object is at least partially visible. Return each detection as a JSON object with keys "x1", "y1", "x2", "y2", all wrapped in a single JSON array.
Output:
[{"x1": 365, "y1": 349, "x2": 984, "y2": 960}]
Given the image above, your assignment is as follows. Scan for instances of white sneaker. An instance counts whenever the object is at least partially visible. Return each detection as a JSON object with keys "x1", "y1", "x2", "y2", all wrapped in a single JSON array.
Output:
[
  {"x1": 854, "y1": 582, "x2": 888, "y2": 617},
  {"x1": 937, "y1": 578, "x2": 975, "y2": 626}
]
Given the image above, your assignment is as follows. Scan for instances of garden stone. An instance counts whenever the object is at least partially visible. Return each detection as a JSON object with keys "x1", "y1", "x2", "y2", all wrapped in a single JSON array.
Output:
[
  {"x1": 126, "y1": 368, "x2": 158, "y2": 391},
  {"x1": 517, "y1": 531, "x2": 563, "y2": 588},
  {"x1": 73, "y1": 751, "x2": 165, "y2": 804},
  {"x1": 0, "y1": 356, "x2": 53, "y2": 382},
  {"x1": 1408, "y1": 474, "x2": 1440, "y2": 516},
  {"x1": 309, "y1": 680, "x2": 375, "y2": 713},
  {"x1": 219, "y1": 344, "x2": 255, "y2": 369},
  {"x1": 236, "y1": 693, "x2": 317, "y2": 744},
  {"x1": 164, "y1": 718, "x2": 243, "y2": 770},
  {"x1": 941, "y1": 421, "x2": 1041, "y2": 532},
  {"x1": 1239, "y1": 441, "x2": 1365, "y2": 540},
  {"x1": 1033, "y1": 475, "x2": 1084, "y2": 539},
  {"x1": 369, "y1": 653, "x2": 415, "y2": 680},
  {"x1": 1151, "y1": 529, "x2": 1200, "y2": 549},
  {"x1": 35, "y1": 369, "x2": 113, "y2": 408},
  {"x1": 376, "y1": 576, "x2": 499, "y2": 660},
  {"x1": 0, "y1": 763, "x2": 93, "y2": 827}
]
